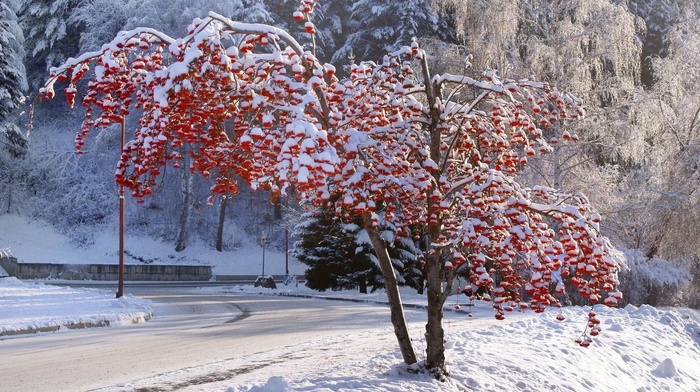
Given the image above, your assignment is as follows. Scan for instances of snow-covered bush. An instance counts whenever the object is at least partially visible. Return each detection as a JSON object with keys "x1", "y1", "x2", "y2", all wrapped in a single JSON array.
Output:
[
  {"x1": 682, "y1": 259, "x2": 700, "y2": 309},
  {"x1": 618, "y1": 249, "x2": 691, "y2": 307}
]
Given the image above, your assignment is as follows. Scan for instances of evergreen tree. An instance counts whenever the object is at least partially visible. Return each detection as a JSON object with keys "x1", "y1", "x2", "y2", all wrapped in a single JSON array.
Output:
[
  {"x1": 18, "y1": 0, "x2": 81, "y2": 91},
  {"x1": 294, "y1": 207, "x2": 425, "y2": 293},
  {"x1": 333, "y1": 0, "x2": 454, "y2": 63},
  {"x1": 309, "y1": 0, "x2": 352, "y2": 64},
  {"x1": 293, "y1": 209, "x2": 382, "y2": 293},
  {"x1": 382, "y1": 221, "x2": 425, "y2": 294},
  {"x1": 627, "y1": 0, "x2": 685, "y2": 86},
  {"x1": 0, "y1": 0, "x2": 27, "y2": 155},
  {"x1": 139, "y1": 0, "x2": 274, "y2": 32},
  {"x1": 240, "y1": 0, "x2": 275, "y2": 24},
  {"x1": 0, "y1": 0, "x2": 27, "y2": 214}
]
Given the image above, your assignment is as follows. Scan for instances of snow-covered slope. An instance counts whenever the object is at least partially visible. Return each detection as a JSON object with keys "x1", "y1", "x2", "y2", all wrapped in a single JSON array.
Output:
[{"x1": 0, "y1": 213, "x2": 306, "y2": 276}]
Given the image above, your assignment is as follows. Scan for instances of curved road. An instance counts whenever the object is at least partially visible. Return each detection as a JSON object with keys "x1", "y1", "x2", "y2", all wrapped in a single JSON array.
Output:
[{"x1": 0, "y1": 285, "x2": 399, "y2": 392}]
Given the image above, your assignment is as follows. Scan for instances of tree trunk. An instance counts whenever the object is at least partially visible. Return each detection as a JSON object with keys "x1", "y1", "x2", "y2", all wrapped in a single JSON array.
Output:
[
  {"x1": 424, "y1": 253, "x2": 450, "y2": 378},
  {"x1": 175, "y1": 153, "x2": 193, "y2": 252},
  {"x1": 362, "y1": 213, "x2": 418, "y2": 365},
  {"x1": 274, "y1": 197, "x2": 282, "y2": 220},
  {"x1": 420, "y1": 51, "x2": 450, "y2": 377},
  {"x1": 215, "y1": 194, "x2": 228, "y2": 251},
  {"x1": 359, "y1": 279, "x2": 368, "y2": 294},
  {"x1": 6, "y1": 173, "x2": 12, "y2": 213}
]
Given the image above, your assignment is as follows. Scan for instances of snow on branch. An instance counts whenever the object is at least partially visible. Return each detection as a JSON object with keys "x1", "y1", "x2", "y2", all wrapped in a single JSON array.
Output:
[
  {"x1": 207, "y1": 12, "x2": 306, "y2": 60},
  {"x1": 40, "y1": 21, "x2": 621, "y2": 353}
]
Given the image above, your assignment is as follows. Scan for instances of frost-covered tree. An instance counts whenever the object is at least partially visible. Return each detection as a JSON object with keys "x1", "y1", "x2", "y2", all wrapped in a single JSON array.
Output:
[
  {"x1": 436, "y1": 0, "x2": 645, "y2": 192},
  {"x1": 332, "y1": 0, "x2": 454, "y2": 64},
  {"x1": 0, "y1": 0, "x2": 26, "y2": 128},
  {"x1": 42, "y1": 2, "x2": 621, "y2": 378},
  {"x1": 609, "y1": 5, "x2": 700, "y2": 269},
  {"x1": 0, "y1": 0, "x2": 27, "y2": 213},
  {"x1": 19, "y1": 0, "x2": 82, "y2": 91}
]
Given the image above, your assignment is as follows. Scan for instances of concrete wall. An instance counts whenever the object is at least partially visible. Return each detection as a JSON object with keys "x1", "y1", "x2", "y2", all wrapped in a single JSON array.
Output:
[{"x1": 0, "y1": 256, "x2": 211, "y2": 281}]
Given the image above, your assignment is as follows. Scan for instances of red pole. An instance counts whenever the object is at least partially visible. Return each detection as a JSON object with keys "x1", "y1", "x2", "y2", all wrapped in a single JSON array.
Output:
[
  {"x1": 285, "y1": 226, "x2": 289, "y2": 275},
  {"x1": 116, "y1": 117, "x2": 125, "y2": 298}
]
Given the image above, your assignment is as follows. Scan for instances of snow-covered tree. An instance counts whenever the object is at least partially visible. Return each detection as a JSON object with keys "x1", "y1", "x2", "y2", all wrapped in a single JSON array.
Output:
[
  {"x1": 603, "y1": 4, "x2": 700, "y2": 278},
  {"x1": 627, "y1": 0, "x2": 686, "y2": 85},
  {"x1": 436, "y1": 2, "x2": 663, "y2": 308},
  {"x1": 384, "y1": 221, "x2": 425, "y2": 294},
  {"x1": 0, "y1": 0, "x2": 26, "y2": 128},
  {"x1": 63, "y1": 0, "x2": 280, "y2": 251},
  {"x1": 294, "y1": 209, "x2": 383, "y2": 293},
  {"x1": 19, "y1": 0, "x2": 82, "y2": 91},
  {"x1": 332, "y1": 0, "x2": 454, "y2": 64},
  {"x1": 42, "y1": 2, "x2": 621, "y2": 378},
  {"x1": 294, "y1": 205, "x2": 424, "y2": 293},
  {"x1": 121, "y1": 0, "x2": 275, "y2": 37},
  {"x1": 0, "y1": 0, "x2": 27, "y2": 215}
]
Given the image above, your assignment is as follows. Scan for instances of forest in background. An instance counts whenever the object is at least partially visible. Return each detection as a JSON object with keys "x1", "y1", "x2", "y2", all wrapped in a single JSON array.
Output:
[{"x1": 0, "y1": 0, "x2": 699, "y2": 307}]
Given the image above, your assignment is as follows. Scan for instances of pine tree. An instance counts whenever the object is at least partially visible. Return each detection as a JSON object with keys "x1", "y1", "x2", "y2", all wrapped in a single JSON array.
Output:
[
  {"x1": 295, "y1": 206, "x2": 426, "y2": 293},
  {"x1": 0, "y1": 0, "x2": 27, "y2": 215},
  {"x1": 18, "y1": 0, "x2": 81, "y2": 91},
  {"x1": 382, "y1": 220, "x2": 425, "y2": 294},
  {"x1": 333, "y1": 0, "x2": 453, "y2": 63},
  {"x1": 293, "y1": 209, "x2": 382, "y2": 293},
  {"x1": 0, "y1": 0, "x2": 27, "y2": 155}
]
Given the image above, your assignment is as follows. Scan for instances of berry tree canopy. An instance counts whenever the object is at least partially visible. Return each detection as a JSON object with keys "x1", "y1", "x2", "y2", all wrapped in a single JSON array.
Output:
[{"x1": 42, "y1": 1, "x2": 622, "y2": 378}]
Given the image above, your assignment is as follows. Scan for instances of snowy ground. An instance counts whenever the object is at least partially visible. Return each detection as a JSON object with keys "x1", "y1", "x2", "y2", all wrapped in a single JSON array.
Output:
[
  {"x1": 2, "y1": 214, "x2": 700, "y2": 391},
  {"x1": 2, "y1": 278, "x2": 699, "y2": 392},
  {"x1": 0, "y1": 277, "x2": 152, "y2": 335}
]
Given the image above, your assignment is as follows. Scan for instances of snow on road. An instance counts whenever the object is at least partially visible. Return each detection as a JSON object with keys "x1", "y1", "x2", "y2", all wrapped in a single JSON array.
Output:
[
  {"x1": 0, "y1": 277, "x2": 151, "y2": 335},
  {"x1": 2, "y1": 278, "x2": 698, "y2": 392}
]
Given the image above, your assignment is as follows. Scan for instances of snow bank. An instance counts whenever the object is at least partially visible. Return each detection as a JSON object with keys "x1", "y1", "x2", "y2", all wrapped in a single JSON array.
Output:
[{"x1": 0, "y1": 277, "x2": 152, "y2": 335}]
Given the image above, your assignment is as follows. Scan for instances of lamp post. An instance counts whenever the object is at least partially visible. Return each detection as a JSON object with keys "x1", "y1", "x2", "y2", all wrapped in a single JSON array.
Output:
[
  {"x1": 260, "y1": 231, "x2": 268, "y2": 277},
  {"x1": 116, "y1": 116, "x2": 125, "y2": 298},
  {"x1": 284, "y1": 227, "x2": 289, "y2": 275}
]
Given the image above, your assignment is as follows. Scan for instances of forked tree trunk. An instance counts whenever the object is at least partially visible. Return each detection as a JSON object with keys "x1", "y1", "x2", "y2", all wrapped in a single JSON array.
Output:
[
  {"x1": 420, "y1": 54, "x2": 452, "y2": 377},
  {"x1": 362, "y1": 213, "x2": 418, "y2": 365},
  {"x1": 175, "y1": 153, "x2": 193, "y2": 252}
]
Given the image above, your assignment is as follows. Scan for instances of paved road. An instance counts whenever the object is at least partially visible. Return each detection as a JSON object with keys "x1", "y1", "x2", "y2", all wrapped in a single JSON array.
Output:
[{"x1": 0, "y1": 285, "x2": 394, "y2": 392}]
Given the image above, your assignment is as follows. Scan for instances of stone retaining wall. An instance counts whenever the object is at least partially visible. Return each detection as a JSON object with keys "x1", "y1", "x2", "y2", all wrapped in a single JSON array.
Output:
[{"x1": 0, "y1": 256, "x2": 211, "y2": 281}]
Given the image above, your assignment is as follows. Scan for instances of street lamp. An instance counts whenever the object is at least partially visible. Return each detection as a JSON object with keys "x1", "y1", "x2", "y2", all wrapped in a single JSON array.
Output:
[
  {"x1": 284, "y1": 226, "x2": 289, "y2": 275},
  {"x1": 260, "y1": 231, "x2": 268, "y2": 277},
  {"x1": 116, "y1": 116, "x2": 126, "y2": 298}
]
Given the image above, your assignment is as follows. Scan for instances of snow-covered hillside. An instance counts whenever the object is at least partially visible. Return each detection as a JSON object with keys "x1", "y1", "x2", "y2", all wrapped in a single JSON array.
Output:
[{"x1": 0, "y1": 213, "x2": 306, "y2": 276}]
